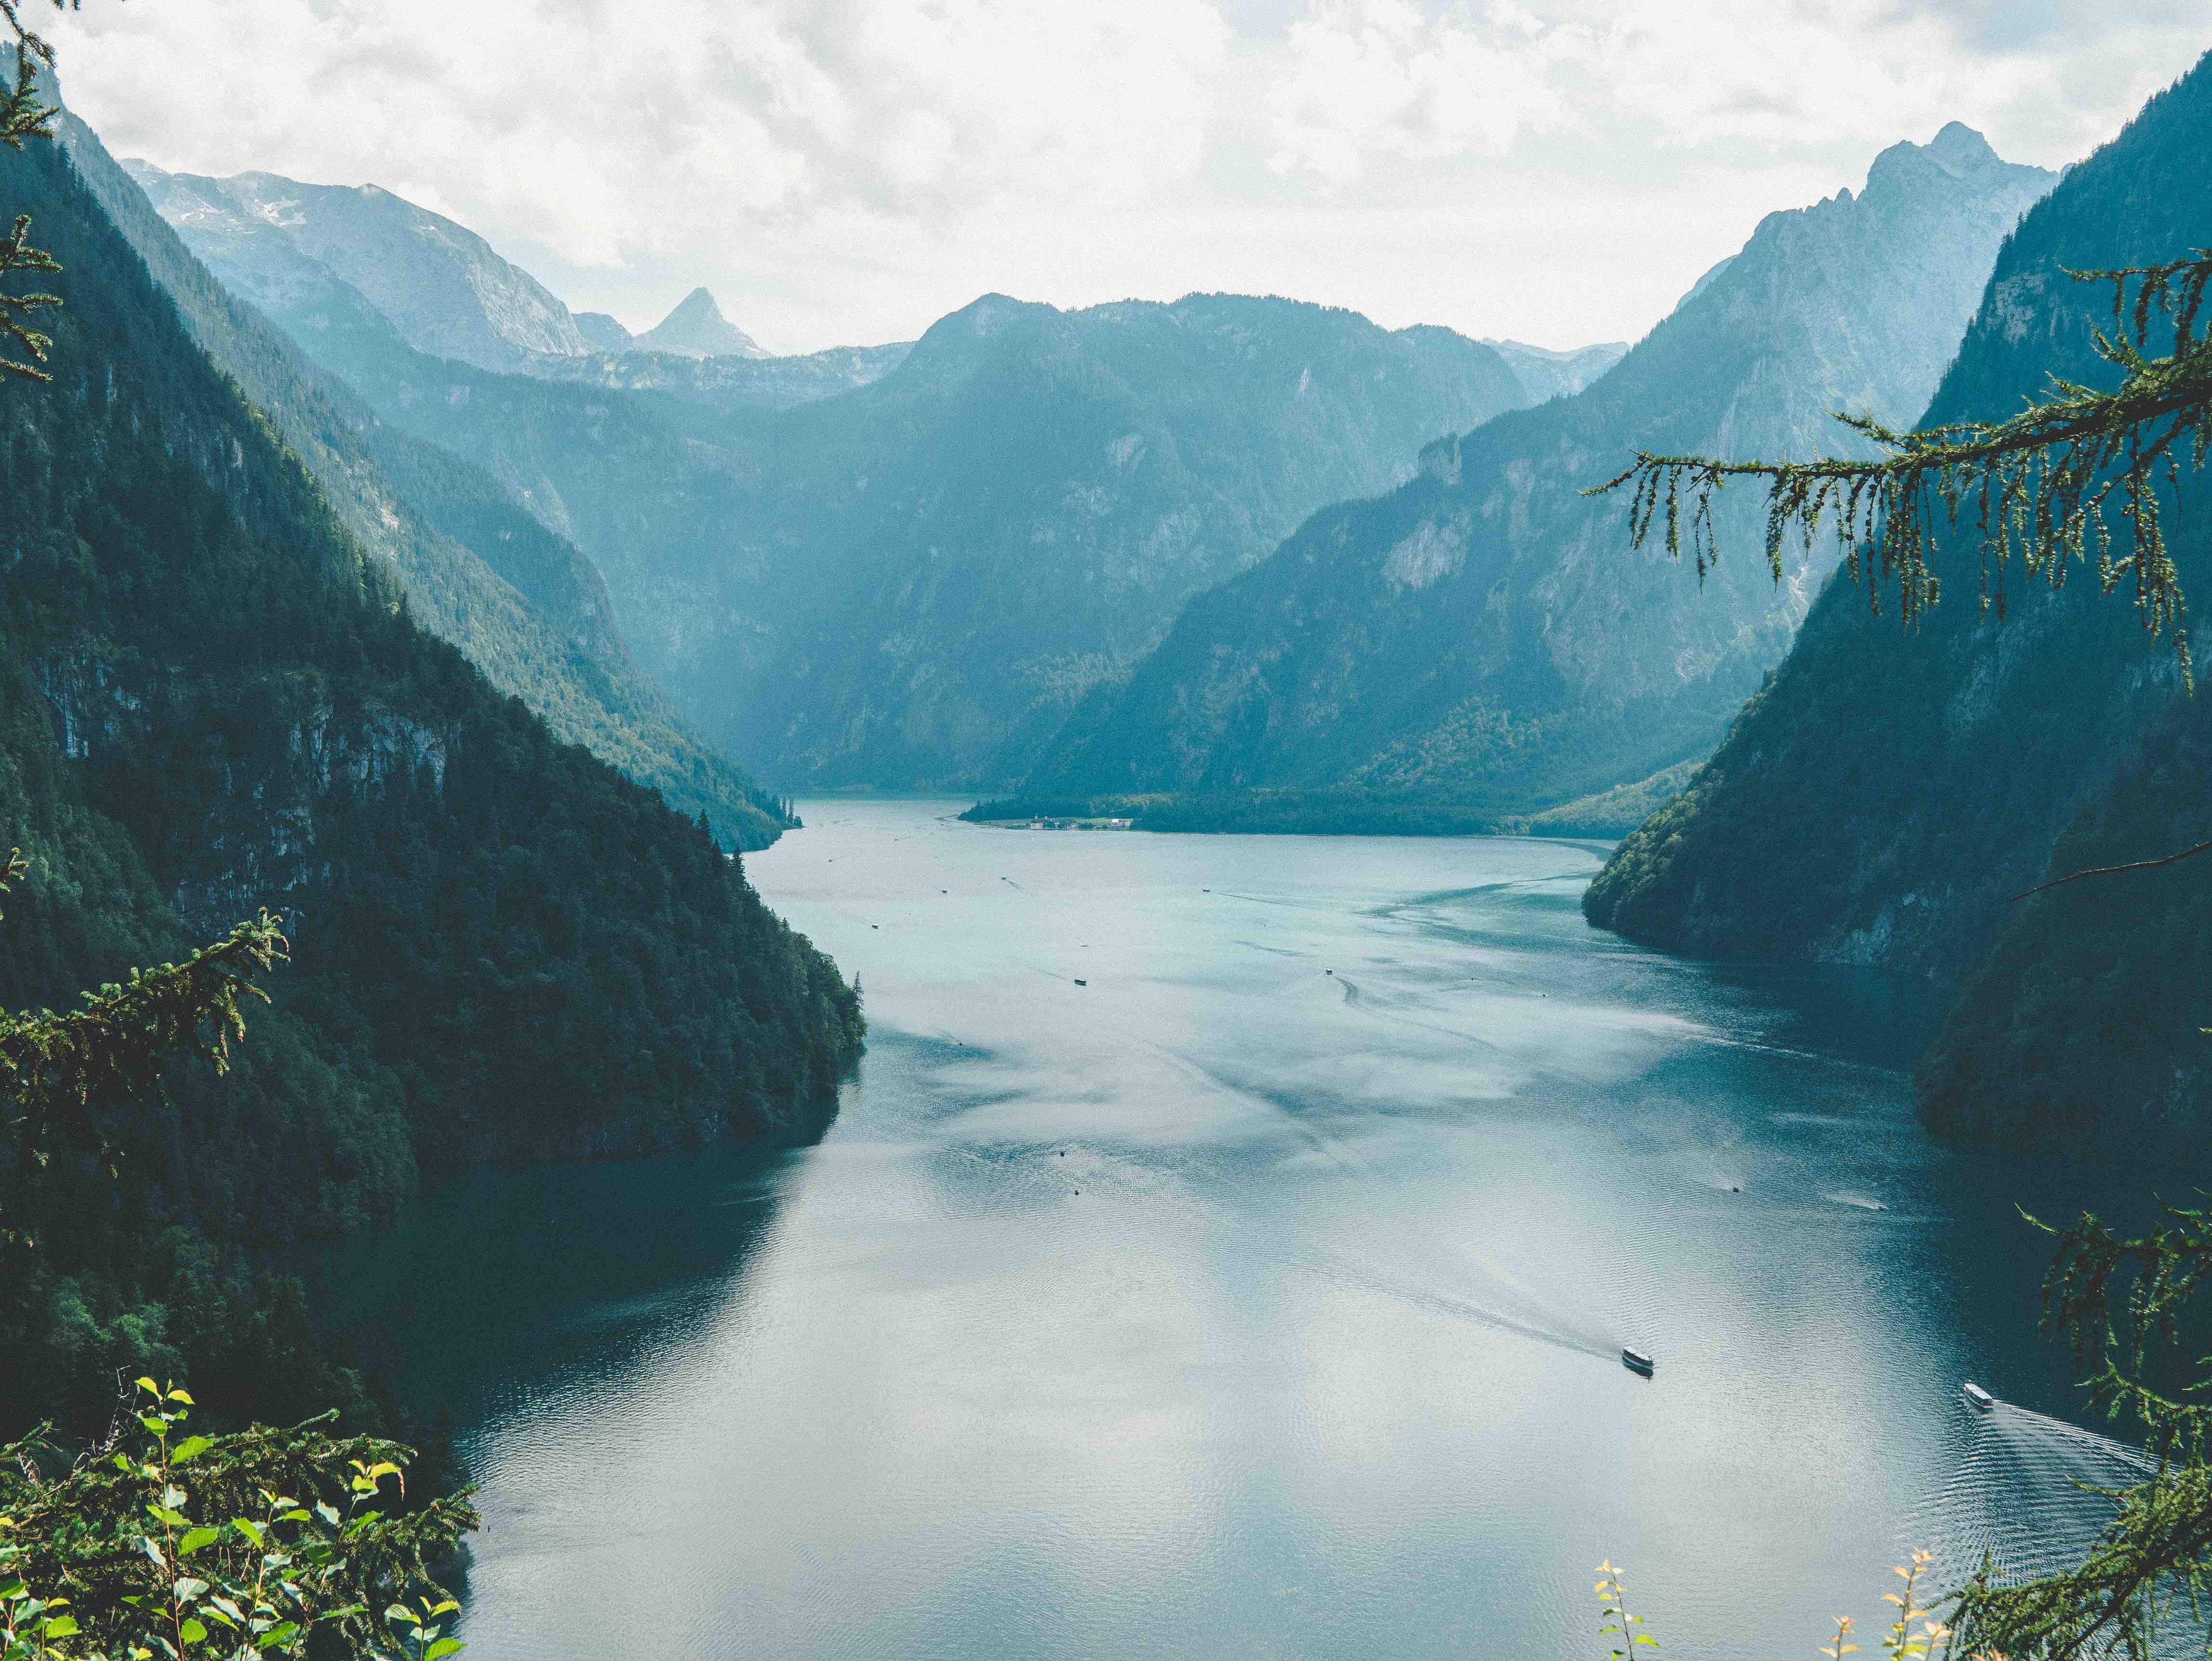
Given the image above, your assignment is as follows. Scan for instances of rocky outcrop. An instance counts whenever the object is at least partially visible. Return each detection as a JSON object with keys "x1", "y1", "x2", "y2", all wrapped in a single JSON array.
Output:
[{"x1": 123, "y1": 160, "x2": 590, "y2": 369}]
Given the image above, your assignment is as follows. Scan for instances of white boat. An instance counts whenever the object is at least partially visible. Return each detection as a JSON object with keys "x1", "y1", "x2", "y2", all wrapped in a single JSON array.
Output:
[
  {"x1": 1622, "y1": 1347, "x2": 1655, "y2": 1376},
  {"x1": 1963, "y1": 1381, "x2": 1996, "y2": 1412}
]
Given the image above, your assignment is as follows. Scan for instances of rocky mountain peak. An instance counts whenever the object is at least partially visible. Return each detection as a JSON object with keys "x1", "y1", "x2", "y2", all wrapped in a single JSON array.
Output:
[{"x1": 631, "y1": 287, "x2": 766, "y2": 359}]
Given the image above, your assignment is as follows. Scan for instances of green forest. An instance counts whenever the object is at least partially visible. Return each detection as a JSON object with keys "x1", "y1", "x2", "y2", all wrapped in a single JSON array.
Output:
[{"x1": 0, "y1": 130, "x2": 861, "y2": 1441}]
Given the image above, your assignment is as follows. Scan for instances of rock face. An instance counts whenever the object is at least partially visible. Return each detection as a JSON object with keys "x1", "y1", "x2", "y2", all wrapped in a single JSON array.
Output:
[
  {"x1": 574, "y1": 310, "x2": 635, "y2": 352},
  {"x1": 631, "y1": 287, "x2": 767, "y2": 358},
  {"x1": 122, "y1": 160, "x2": 592, "y2": 368},
  {"x1": 1584, "y1": 53, "x2": 2212, "y2": 1152},
  {"x1": 1018, "y1": 124, "x2": 2053, "y2": 817}
]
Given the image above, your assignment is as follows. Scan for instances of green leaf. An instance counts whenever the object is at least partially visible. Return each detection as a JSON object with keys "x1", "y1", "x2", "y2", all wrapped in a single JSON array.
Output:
[
  {"x1": 172, "y1": 1577, "x2": 208, "y2": 1603},
  {"x1": 178, "y1": 1528, "x2": 220, "y2": 1556},
  {"x1": 424, "y1": 1638, "x2": 464, "y2": 1660},
  {"x1": 42, "y1": 1614, "x2": 79, "y2": 1638},
  {"x1": 170, "y1": 1437, "x2": 214, "y2": 1464},
  {"x1": 179, "y1": 1617, "x2": 206, "y2": 1644},
  {"x1": 254, "y1": 1623, "x2": 299, "y2": 1651}
]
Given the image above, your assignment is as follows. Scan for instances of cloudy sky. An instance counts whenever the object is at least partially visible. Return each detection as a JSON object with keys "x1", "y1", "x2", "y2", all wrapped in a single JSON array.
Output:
[{"x1": 48, "y1": 1, "x2": 2210, "y2": 355}]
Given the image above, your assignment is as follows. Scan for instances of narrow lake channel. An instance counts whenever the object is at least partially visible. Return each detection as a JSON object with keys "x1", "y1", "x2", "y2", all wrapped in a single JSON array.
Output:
[{"x1": 309, "y1": 799, "x2": 2149, "y2": 1660}]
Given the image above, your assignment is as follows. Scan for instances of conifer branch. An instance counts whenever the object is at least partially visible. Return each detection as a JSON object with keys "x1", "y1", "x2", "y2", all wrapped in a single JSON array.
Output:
[
  {"x1": 0, "y1": 835, "x2": 290, "y2": 1243},
  {"x1": 2012, "y1": 836, "x2": 2212, "y2": 902},
  {"x1": 1588, "y1": 252, "x2": 2212, "y2": 688},
  {"x1": 0, "y1": 0, "x2": 71, "y2": 382}
]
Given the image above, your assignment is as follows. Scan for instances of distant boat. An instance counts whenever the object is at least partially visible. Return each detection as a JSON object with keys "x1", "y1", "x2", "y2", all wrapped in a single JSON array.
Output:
[
  {"x1": 1074, "y1": 978, "x2": 1087, "y2": 986},
  {"x1": 1963, "y1": 1381, "x2": 1996, "y2": 1412},
  {"x1": 1622, "y1": 1347, "x2": 1655, "y2": 1377}
]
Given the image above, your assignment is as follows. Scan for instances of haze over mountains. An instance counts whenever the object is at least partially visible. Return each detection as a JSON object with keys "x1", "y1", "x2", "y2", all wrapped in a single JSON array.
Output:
[
  {"x1": 88, "y1": 137, "x2": 796, "y2": 849},
  {"x1": 0, "y1": 113, "x2": 862, "y2": 1425},
  {"x1": 1587, "y1": 55, "x2": 2212, "y2": 1152},
  {"x1": 1012, "y1": 123, "x2": 2054, "y2": 829},
  {"x1": 124, "y1": 159, "x2": 779, "y2": 374},
  {"x1": 164, "y1": 238, "x2": 1565, "y2": 791}
]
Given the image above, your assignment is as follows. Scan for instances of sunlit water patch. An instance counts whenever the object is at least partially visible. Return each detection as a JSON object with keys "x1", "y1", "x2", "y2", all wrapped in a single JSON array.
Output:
[{"x1": 306, "y1": 801, "x2": 2192, "y2": 1661}]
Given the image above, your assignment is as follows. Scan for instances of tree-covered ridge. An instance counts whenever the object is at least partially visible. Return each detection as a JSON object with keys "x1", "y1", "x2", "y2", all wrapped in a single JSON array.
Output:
[
  {"x1": 62, "y1": 109, "x2": 796, "y2": 852},
  {"x1": 1583, "y1": 50, "x2": 2212, "y2": 1152},
  {"x1": 1011, "y1": 125, "x2": 2054, "y2": 826},
  {"x1": 171, "y1": 261, "x2": 1542, "y2": 791},
  {"x1": 0, "y1": 127, "x2": 861, "y2": 1435}
]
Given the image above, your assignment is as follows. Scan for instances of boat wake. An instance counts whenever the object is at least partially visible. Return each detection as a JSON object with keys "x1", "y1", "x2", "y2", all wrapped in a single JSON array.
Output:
[{"x1": 1909, "y1": 1398, "x2": 2152, "y2": 1591}]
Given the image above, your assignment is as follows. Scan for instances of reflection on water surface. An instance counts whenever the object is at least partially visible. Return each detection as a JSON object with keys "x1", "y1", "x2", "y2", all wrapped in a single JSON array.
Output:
[{"x1": 313, "y1": 800, "x2": 2160, "y2": 1661}]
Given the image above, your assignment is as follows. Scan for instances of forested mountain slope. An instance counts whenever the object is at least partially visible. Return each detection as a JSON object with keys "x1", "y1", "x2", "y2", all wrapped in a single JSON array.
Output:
[
  {"x1": 69, "y1": 118, "x2": 795, "y2": 848},
  {"x1": 1014, "y1": 125, "x2": 2052, "y2": 822},
  {"x1": 216, "y1": 281, "x2": 1540, "y2": 790},
  {"x1": 0, "y1": 131, "x2": 861, "y2": 1434},
  {"x1": 1584, "y1": 53, "x2": 2212, "y2": 1150}
]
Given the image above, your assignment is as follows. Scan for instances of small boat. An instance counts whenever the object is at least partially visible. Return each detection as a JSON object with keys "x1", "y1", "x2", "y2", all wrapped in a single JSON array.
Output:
[
  {"x1": 1074, "y1": 978, "x2": 1087, "y2": 986},
  {"x1": 1963, "y1": 1381, "x2": 1996, "y2": 1413},
  {"x1": 1622, "y1": 1347, "x2": 1655, "y2": 1377}
]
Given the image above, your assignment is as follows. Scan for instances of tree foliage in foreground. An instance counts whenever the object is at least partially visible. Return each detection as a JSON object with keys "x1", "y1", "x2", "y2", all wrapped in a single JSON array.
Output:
[
  {"x1": 0, "y1": 1, "x2": 66, "y2": 382},
  {"x1": 1591, "y1": 253, "x2": 2212, "y2": 1657},
  {"x1": 1593, "y1": 251, "x2": 2212, "y2": 684},
  {"x1": 3, "y1": 1380, "x2": 473, "y2": 1661}
]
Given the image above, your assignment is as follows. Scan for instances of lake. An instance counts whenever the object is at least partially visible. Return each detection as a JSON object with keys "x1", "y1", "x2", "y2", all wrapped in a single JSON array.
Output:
[{"x1": 311, "y1": 798, "x2": 2149, "y2": 1660}]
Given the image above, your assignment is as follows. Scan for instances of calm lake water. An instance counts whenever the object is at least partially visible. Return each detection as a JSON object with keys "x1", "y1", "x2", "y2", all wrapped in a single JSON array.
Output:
[{"x1": 311, "y1": 799, "x2": 2155, "y2": 1660}]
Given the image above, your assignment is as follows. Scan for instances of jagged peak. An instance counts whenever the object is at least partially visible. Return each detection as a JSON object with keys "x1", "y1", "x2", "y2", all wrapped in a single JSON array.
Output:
[{"x1": 633, "y1": 286, "x2": 765, "y2": 358}]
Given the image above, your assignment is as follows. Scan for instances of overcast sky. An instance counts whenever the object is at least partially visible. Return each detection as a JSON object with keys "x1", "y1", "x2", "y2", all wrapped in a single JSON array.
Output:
[{"x1": 48, "y1": 2, "x2": 2210, "y2": 356}]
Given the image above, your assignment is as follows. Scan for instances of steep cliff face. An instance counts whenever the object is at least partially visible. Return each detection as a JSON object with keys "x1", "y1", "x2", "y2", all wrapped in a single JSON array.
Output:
[
  {"x1": 1017, "y1": 126, "x2": 2052, "y2": 817},
  {"x1": 125, "y1": 161, "x2": 591, "y2": 367},
  {"x1": 71, "y1": 116, "x2": 793, "y2": 849},
  {"x1": 1584, "y1": 53, "x2": 2212, "y2": 1149}
]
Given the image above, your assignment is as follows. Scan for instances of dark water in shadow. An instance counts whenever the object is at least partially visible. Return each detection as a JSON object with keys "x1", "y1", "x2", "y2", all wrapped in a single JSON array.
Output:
[{"x1": 308, "y1": 800, "x2": 2196, "y2": 1660}]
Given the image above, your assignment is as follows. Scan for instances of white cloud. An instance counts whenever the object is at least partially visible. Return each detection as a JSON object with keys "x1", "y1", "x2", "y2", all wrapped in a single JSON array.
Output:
[
  {"x1": 41, "y1": 1, "x2": 2211, "y2": 353},
  {"x1": 1265, "y1": 1, "x2": 1582, "y2": 182}
]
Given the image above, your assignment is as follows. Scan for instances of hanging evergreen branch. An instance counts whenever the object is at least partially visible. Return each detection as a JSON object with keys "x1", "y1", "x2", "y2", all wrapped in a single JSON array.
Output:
[
  {"x1": 0, "y1": 844, "x2": 290, "y2": 1244},
  {"x1": 1587, "y1": 251, "x2": 2212, "y2": 687},
  {"x1": 1931, "y1": 1200, "x2": 2212, "y2": 1661},
  {"x1": 0, "y1": 1, "x2": 70, "y2": 382}
]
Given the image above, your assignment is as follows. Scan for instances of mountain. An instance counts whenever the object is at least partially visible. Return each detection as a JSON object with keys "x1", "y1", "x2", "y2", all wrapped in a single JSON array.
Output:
[
  {"x1": 80, "y1": 131, "x2": 793, "y2": 848},
  {"x1": 632, "y1": 285, "x2": 767, "y2": 358},
  {"x1": 124, "y1": 160, "x2": 592, "y2": 368},
  {"x1": 215, "y1": 281, "x2": 1542, "y2": 790},
  {"x1": 1484, "y1": 338, "x2": 1628, "y2": 402},
  {"x1": 0, "y1": 113, "x2": 860, "y2": 1430},
  {"x1": 575, "y1": 309, "x2": 634, "y2": 352},
  {"x1": 521, "y1": 337, "x2": 912, "y2": 411},
  {"x1": 1584, "y1": 54, "x2": 2212, "y2": 1152},
  {"x1": 1012, "y1": 124, "x2": 2053, "y2": 825}
]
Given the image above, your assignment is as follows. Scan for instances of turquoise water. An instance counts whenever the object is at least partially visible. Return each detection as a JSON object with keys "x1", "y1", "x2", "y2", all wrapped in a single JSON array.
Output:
[{"x1": 313, "y1": 799, "x2": 2147, "y2": 1660}]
